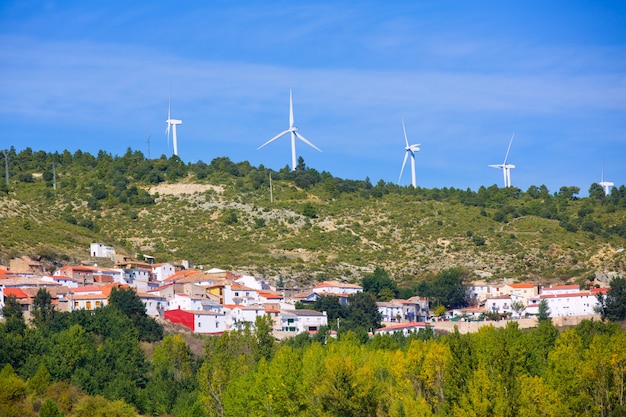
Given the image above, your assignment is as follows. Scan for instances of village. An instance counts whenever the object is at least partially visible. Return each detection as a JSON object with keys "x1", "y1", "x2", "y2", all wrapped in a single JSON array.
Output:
[{"x1": 0, "y1": 242, "x2": 607, "y2": 338}]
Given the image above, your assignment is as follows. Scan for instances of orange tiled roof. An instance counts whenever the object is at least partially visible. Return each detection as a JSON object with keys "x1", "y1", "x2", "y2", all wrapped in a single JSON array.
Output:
[
  {"x1": 507, "y1": 283, "x2": 535, "y2": 289},
  {"x1": 162, "y1": 268, "x2": 200, "y2": 282},
  {"x1": 231, "y1": 283, "x2": 256, "y2": 291},
  {"x1": 314, "y1": 280, "x2": 362, "y2": 289},
  {"x1": 259, "y1": 291, "x2": 283, "y2": 299},
  {"x1": 3, "y1": 287, "x2": 29, "y2": 299}
]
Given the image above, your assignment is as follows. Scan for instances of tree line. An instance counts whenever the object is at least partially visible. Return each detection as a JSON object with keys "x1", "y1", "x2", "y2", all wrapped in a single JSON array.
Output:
[{"x1": 2, "y1": 282, "x2": 626, "y2": 416}]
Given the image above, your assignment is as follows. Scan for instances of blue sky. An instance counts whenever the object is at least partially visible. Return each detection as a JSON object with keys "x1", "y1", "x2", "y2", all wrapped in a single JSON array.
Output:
[{"x1": 1, "y1": 1, "x2": 625, "y2": 194}]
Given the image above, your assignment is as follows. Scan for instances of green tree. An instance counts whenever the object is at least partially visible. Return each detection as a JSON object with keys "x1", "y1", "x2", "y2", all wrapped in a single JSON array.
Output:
[
  {"x1": 538, "y1": 299, "x2": 551, "y2": 322},
  {"x1": 604, "y1": 277, "x2": 626, "y2": 321},
  {"x1": 0, "y1": 365, "x2": 29, "y2": 417},
  {"x1": 342, "y1": 292, "x2": 382, "y2": 333},
  {"x1": 32, "y1": 288, "x2": 55, "y2": 329},
  {"x1": 312, "y1": 295, "x2": 347, "y2": 325},
  {"x1": 2, "y1": 296, "x2": 26, "y2": 335},
  {"x1": 144, "y1": 334, "x2": 194, "y2": 415},
  {"x1": 108, "y1": 287, "x2": 162, "y2": 342},
  {"x1": 419, "y1": 268, "x2": 468, "y2": 309},
  {"x1": 253, "y1": 315, "x2": 276, "y2": 362},
  {"x1": 511, "y1": 300, "x2": 526, "y2": 318},
  {"x1": 39, "y1": 399, "x2": 65, "y2": 417},
  {"x1": 362, "y1": 267, "x2": 397, "y2": 300}
]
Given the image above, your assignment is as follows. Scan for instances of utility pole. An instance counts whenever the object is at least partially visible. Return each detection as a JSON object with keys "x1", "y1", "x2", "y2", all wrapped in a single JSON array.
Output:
[
  {"x1": 2, "y1": 150, "x2": 8, "y2": 185},
  {"x1": 52, "y1": 162, "x2": 57, "y2": 190}
]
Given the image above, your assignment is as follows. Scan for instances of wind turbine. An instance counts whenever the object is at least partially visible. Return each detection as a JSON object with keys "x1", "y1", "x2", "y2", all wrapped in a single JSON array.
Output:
[
  {"x1": 599, "y1": 162, "x2": 614, "y2": 196},
  {"x1": 165, "y1": 96, "x2": 182, "y2": 157},
  {"x1": 258, "y1": 89, "x2": 321, "y2": 171},
  {"x1": 398, "y1": 119, "x2": 421, "y2": 187},
  {"x1": 489, "y1": 133, "x2": 515, "y2": 187}
]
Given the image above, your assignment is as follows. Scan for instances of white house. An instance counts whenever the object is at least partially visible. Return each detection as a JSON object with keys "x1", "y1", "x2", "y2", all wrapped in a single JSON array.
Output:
[
  {"x1": 120, "y1": 268, "x2": 151, "y2": 291},
  {"x1": 41, "y1": 275, "x2": 79, "y2": 289},
  {"x1": 466, "y1": 281, "x2": 492, "y2": 303},
  {"x1": 377, "y1": 301, "x2": 404, "y2": 323},
  {"x1": 139, "y1": 293, "x2": 168, "y2": 317},
  {"x1": 230, "y1": 305, "x2": 268, "y2": 330},
  {"x1": 280, "y1": 309, "x2": 328, "y2": 333},
  {"x1": 235, "y1": 275, "x2": 270, "y2": 291},
  {"x1": 540, "y1": 288, "x2": 606, "y2": 317},
  {"x1": 313, "y1": 281, "x2": 362, "y2": 295},
  {"x1": 485, "y1": 295, "x2": 513, "y2": 316},
  {"x1": 541, "y1": 285, "x2": 580, "y2": 296},
  {"x1": 164, "y1": 309, "x2": 227, "y2": 334},
  {"x1": 152, "y1": 263, "x2": 176, "y2": 282},
  {"x1": 90, "y1": 243, "x2": 116, "y2": 259},
  {"x1": 375, "y1": 322, "x2": 432, "y2": 336}
]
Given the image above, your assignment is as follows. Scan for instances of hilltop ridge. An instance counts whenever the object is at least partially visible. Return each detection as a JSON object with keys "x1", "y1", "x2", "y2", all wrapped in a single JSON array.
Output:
[{"x1": 0, "y1": 148, "x2": 624, "y2": 289}]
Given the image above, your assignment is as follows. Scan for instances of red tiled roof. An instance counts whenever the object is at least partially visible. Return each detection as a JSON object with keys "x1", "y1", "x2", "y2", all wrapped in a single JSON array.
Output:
[{"x1": 3, "y1": 288, "x2": 29, "y2": 299}]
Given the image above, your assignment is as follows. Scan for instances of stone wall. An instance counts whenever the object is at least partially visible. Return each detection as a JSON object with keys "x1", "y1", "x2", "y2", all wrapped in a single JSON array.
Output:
[{"x1": 433, "y1": 314, "x2": 601, "y2": 334}]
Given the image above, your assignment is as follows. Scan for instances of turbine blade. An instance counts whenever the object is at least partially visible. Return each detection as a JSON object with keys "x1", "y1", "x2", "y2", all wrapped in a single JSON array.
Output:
[
  {"x1": 503, "y1": 133, "x2": 515, "y2": 164},
  {"x1": 294, "y1": 131, "x2": 322, "y2": 152},
  {"x1": 289, "y1": 89, "x2": 294, "y2": 128},
  {"x1": 258, "y1": 130, "x2": 290, "y2": 150},
  {"x1": 399, "y1": 151, "x2": 409, "y2": 183},
  {"x1": 402, "y1": 118, "x2": 409, "y2": 147}
]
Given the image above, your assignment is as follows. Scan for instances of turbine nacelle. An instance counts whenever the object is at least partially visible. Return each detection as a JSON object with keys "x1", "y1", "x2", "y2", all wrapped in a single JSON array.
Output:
[{"x1": 406, "y1": 144, "x2": 421, "y2": 153}]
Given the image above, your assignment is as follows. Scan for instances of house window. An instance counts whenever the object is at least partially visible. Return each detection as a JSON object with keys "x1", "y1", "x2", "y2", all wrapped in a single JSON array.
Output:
[
  {"x1": 198, "y1": 321, "x2": 201, "y2": 328},
  {"x1": 86, "y1": 301, "x2": 92, "y2": 309},
  {"x1": 74, "y1": 301, "x2": 79, "y2": 307},
  {"x1": 95, "y1": 301, "x2": 101, "y2": 307},
  {"x1": 235, "y1": 292, "x2": 239, "y2": 297}
]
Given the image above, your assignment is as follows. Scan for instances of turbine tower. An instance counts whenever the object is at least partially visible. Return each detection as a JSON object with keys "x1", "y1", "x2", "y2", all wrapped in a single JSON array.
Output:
[
  {"x1": 489, "y1": 133, "x2": 515, "y2": 187},
  {"x1": 258, "y1": 89, "x2": 321, "y2": 171},
  {"x1": 599, "y1": 162, "x2": 614, "y2": 196},
  {"x1": 398, "y1": 119, "x2": 421, "y2": 187},
  {"x1": 165, "y1": 96, "x2": 182, "y2": 157}
]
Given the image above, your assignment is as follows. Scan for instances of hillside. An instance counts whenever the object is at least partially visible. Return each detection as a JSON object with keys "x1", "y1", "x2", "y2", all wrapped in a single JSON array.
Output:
[{"x1": 0, "y1": 148, "x2": 625, "y2": 289}]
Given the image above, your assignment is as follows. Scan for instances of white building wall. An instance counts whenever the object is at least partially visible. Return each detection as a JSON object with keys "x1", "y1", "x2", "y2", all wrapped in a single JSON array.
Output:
[
  {"x1": 141, "y1": 296, "x2": 167, "y2": 317},
  {"x1": 195, "y1": 313, "x2": 227, "y2": 334},
  {"x1": 90, "y1": 243, "x2": 116, "y2": 258},
  {"x1": 152, "y1": 264, "x2": 176, "y2": 281},
  {"x1": 235, "y1": 275, "x2": 264, "y2": 290},
  {"x1": 544, "y1": 294, "x2": 599, "y2": 317}
]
